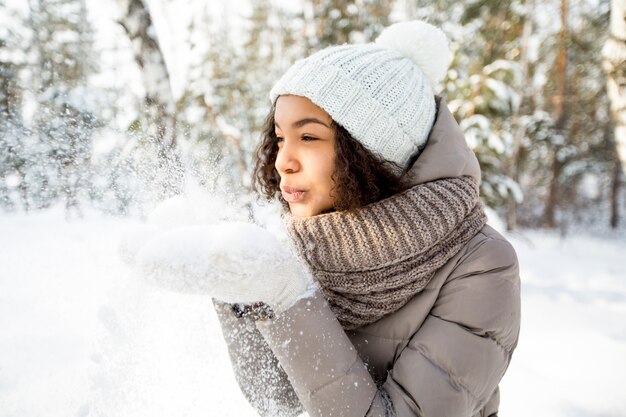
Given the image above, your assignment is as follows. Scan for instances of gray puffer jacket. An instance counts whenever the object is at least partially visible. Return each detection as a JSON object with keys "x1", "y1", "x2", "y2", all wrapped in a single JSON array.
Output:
[{"x1": 214, "y1": 96, "x2": 521, "y2": 417}]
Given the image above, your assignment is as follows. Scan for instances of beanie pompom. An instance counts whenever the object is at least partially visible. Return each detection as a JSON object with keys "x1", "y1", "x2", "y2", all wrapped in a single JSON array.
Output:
[{"x1": 375, "y1": 21, "x2": 451, "y2": 89}]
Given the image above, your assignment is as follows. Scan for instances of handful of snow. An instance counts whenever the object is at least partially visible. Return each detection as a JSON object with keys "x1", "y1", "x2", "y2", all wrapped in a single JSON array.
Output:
[
  {"x1": 136, "y1": 223, "x2": 284, "y2": 292},
  {"x1": 126, "y1": 222, "x2": 313, "y2": 311},
  {"x1": 118, "y1": 223, "x2": 160, "y2": 266}
]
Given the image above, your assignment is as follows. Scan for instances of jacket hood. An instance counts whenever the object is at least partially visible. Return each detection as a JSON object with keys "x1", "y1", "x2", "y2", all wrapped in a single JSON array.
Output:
[{"x1": 402, "y1": 95, "x2": 481, "y2": 187}]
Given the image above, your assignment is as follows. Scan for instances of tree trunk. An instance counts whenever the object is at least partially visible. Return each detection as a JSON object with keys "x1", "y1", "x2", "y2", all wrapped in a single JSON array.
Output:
[
  {"x1": 545, "y1": 0, "x2": 569, "y2": 228},
  {"x1": 28, "y1": 0, "x2": 48, "y2": 150},
  {"x1": 545, "y1": 155, "x2": 562, "y2": 229},
  {"x1": 507, "y1": 0, "x2": 534, "y2": 231},
  {"x1": 603, "y1": 0, "x2": 626, "y2": 177},
  {"x1": 117, "y1": 0, "x2": 183, "y2": 198},
  {"x1": 611, "y1": 155, "x2": 621, "y2": 228},
  {"x1": 78, "y1": 0, "x2": 89, "y2": 81}
]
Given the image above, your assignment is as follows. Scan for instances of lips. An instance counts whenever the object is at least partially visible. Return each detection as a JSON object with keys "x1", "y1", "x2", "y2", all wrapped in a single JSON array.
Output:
[{"x1": 281, "y1": 185, "x2": 306, "y2": 203}]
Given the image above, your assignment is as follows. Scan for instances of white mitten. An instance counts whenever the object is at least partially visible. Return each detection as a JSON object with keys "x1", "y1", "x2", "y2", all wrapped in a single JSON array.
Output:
[{"x1": 136, "y1": 222, "x2": 315, "y2": 314}]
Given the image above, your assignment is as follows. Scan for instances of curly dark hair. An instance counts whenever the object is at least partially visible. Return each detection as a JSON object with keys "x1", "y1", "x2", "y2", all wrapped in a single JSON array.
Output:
[{"x1": 252, "y1": 106, "x2": 409, "y2": 213}]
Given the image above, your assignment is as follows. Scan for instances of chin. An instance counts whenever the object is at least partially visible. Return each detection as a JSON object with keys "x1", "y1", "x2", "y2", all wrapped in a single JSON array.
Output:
[
  {"x1": 289, "y1": 207, "x2": 314, "y2": 218},
  {"x1": 287, "y1": 203, "x2": 316, "y2": 218},
  {"x1": 289, "y1": 204, "x2": 335, "y2": 218}
]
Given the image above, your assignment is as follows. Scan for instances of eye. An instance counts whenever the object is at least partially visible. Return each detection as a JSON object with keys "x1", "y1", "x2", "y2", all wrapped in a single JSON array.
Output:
[
  {"x1": 275, "y1": 136, "x2": 284, "y2": 143},
  {"x1": 301, "y1": 135, "x2": 318, "y2": 141}
]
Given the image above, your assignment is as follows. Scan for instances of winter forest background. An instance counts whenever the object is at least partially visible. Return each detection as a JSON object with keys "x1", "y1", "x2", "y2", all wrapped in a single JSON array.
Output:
[
  {"x1": 1, "y1": 0, "x2": 625, "y2": 230},
  {"x1": 1, "y1": 0, "x2": 626, "y2": 417}
]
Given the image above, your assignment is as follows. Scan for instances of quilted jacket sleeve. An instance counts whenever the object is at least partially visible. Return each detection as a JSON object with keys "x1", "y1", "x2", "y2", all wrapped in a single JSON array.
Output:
[
  {"x1": 212, "y1": 300, "x2": 304, "y2": 417},
  {"x1": 256, "y1": 234, "x2": 521, "y2": 417},
  {"x1": 256, "y1": 293, "x2": 390, "y2": 417}
]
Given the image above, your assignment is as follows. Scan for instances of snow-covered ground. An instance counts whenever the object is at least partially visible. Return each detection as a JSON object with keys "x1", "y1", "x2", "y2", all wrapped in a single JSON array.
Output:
[{"x1": 1, "y1": 207, "x2": 625, "y2": 417}]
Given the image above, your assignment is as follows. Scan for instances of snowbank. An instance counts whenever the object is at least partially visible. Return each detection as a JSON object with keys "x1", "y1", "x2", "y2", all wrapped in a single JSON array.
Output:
[{"x1": 1, "y1": 208, "x2": 625, "y2": 417}]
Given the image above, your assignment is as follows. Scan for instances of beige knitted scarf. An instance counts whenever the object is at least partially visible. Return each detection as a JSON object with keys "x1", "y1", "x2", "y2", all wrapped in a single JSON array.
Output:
[{"x1": 283, "y1": 176, "x2": 487, "y2": 330}]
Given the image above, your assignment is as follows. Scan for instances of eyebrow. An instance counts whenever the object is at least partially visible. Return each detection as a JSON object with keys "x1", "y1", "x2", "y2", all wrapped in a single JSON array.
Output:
[{"x1": 274, "y1": 117, "x2": 331, "y2": 130}]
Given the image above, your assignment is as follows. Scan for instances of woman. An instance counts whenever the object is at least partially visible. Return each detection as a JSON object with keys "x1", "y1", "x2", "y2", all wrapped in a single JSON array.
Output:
[{"x1": 139, "y1": 20, "x2": 521, "y2": 417}]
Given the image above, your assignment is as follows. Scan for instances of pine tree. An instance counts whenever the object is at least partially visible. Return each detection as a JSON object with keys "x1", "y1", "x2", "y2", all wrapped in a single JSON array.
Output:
[
  {"x1": 0, "y1": 1, "x2": 28, "y2": 211},
  {"x1": 306, "y1": 0, "x2": 394, "y2": 48},
  {"x1": 179, "y1": 5, "x2": 248, "y2": 199},
  {"x1": 407, "y1": 0, "x2": 528, "y2": 216},
  {"x1": 517, "y1": 0, "x2": 614, "y2": 230},
  {"x1": 3, "y1": 0, "x2": 102, "y2": 214},
  {"x1": 405, "y1": 0, "x2": 616, "y2": 230}
]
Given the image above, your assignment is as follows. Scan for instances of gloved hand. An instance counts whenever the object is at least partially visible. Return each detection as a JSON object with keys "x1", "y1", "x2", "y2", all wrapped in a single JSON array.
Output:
[{"x1": 134, "y1": 222, "x2": 315, "y2": 315}]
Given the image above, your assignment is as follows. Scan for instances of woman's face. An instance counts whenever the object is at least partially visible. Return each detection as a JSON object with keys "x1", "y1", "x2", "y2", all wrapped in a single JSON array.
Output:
[{"x1": 274, "y1": 95, "x2": 336, "y2": 218}]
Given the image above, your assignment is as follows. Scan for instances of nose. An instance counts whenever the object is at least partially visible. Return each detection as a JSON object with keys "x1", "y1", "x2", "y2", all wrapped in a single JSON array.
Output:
[{"x1": 274, "y1": 139, "x2": 300, "y2": 174}]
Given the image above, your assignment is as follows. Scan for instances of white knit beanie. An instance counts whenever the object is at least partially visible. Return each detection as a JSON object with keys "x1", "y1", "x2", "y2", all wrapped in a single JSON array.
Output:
[{"x1": 269, "y1": 21, "x2": 452, "y2": 169}]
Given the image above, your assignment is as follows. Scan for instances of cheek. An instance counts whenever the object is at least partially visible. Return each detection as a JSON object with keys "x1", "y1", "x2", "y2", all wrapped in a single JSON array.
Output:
[
  {"x1": 317, "y1": 155, "x2": 336, "y2": 194},
  {"x1": 316, "y1": 153, "x2": 332, "y2": 171}
]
